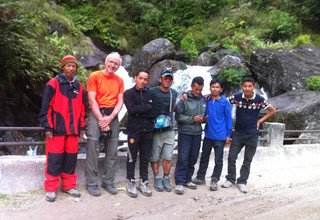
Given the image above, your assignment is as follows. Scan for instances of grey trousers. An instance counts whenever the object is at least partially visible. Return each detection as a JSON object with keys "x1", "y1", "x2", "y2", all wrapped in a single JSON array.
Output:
[{"x1": 85, "y1": 111, "x2": 119, "y2": 186}]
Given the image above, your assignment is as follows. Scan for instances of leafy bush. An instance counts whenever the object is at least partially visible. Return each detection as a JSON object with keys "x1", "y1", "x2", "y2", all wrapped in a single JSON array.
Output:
[
  {"x1": 306, "y1": 76, "x2": 320, "y2": 91},
  {"x1": 263, "y1": 9, "x2": 300, "y2": 41},
  {"x1": 294, "y1": 35, "x2": 312, "y2": 46},
  {"x1": 180, "y1": 33, "x2": 199, "y2": 59},
  {"x1": 217, "y1": 67, "x2": 248, "y2": 86}
]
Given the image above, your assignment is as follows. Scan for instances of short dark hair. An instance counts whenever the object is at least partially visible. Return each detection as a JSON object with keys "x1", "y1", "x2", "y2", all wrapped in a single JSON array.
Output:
[
  {"x1": 191, "y1": 76, "x2": 204, "y2": 86},
  {"x1": 135, "y1": 69, "x2": 149, "y2": 77},
  {"x1": 242, "y1": 76, "x2": 255, "y2": 85},
  {"x1": 210, "y1": 79, "x2": 223, "y2": 88}
]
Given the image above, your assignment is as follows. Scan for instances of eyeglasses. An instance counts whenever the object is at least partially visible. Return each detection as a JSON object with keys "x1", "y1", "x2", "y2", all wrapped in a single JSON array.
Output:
[{"x1": 162, "y1": 76, "x2": 173, "y2": 82}]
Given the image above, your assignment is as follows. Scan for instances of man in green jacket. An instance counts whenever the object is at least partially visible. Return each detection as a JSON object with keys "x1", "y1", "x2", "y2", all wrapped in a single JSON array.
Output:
[{"x1": 174, "y1": 76, "x2": 206, "y2": 195}]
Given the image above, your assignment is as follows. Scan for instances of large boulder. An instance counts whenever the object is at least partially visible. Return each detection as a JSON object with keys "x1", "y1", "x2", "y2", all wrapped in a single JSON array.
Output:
[
  {"x1": 80, "y1": 37, "x2": 107, "y2": 70},
  {"x1": 190, "y1": 52, "x2": 214, "y2": 66},
  {"x1": 269, "y1": 89, "x2": 320, "y2": 144},
  {"x1": 208, "y1": 55, "x2": 248, "y2": 76},
  {"x1": 148, "y1": 60, "x2": 187, "y2": 87},
  {"x1": 250, "y1": 45, "x2": 320, "y2": 97},
  {"x1": 130, "y1": 38, "x2": 175, "y2": 77}
]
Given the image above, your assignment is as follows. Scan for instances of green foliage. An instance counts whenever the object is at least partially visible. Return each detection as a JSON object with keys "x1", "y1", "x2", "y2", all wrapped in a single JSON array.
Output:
[
  {"x1": 306, "y1": 76, "x2": 320, "y2": 91},
  {"x1": 263, "y1": 9, "x2": 301, "y2": 41},
  {"x1": 294, "y1": 34, "x2": 312, "y2": 46},
  {"x1": 0, "y1": 0, "x2": 89, "y2": 88},
  {"x1": 180, "y1": 33, "x2": 199, "y2": 59},
  {"x1": 217, "y1": 67, "x2": 248, "y2": 86}
]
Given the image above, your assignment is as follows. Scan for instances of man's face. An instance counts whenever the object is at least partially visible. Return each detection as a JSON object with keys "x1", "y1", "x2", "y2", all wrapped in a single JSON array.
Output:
[
  {"x1": 241, "y1": 81, "x2": 255, "y2": 97},
  {"x1": 160, "y1": 76, "x2": 173, "y2": 89},
  {"x1": 135, "y1": 72, "x2": 149, "y2": 90},
  {"x1": 191, "y1": 83, "x2": 204, "y2": 97},
  {"x1": 62, "y1": 63, "x2": 77, "y2": 80},
  {"x1": 105, "y1": 57, "x2": 121, "y2": 73},
  {"x1": 210, "y1": 83, "x2": 222, "y2": 97}
]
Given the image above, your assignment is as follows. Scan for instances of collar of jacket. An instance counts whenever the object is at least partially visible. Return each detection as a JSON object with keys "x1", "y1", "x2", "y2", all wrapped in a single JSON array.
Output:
[
  {"x1": 56, "y1": 73, "x2": 77, "y2": 84},
  {"x1": 187, "y1": 90, "x2": 203, "y2": 100}
]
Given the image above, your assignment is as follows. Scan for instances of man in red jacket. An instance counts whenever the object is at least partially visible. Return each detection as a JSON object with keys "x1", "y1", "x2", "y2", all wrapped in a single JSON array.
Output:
[{"x1": 39, "y1": 55, "x2": 86, "y2": 202}]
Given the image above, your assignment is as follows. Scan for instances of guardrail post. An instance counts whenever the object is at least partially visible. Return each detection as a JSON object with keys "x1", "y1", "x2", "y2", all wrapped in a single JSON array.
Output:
[{"x1": 261, "y1": 122, "x2": 285, "y2": 147}]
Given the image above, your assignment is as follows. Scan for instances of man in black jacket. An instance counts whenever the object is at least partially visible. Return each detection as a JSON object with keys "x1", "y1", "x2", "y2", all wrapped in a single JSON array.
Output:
[{"x1": 123, "y1": 70, "x2": 157, "y2": 198}]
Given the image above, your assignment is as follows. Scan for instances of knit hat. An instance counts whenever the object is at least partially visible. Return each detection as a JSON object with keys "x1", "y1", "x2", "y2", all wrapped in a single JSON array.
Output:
[{"x1": 60, "y1": 55, "x2": 79, "y2": 69}]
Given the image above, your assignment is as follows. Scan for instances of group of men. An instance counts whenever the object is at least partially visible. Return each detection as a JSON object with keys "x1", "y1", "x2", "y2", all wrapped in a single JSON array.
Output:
[{"x1": 39, "y1": 52, "x2": 276, "y2": 202}]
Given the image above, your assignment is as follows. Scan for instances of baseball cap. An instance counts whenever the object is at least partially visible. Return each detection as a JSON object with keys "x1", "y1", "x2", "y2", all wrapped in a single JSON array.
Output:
[{"x1": 161, "y1": 68, "x2": 173, "y2": 78}]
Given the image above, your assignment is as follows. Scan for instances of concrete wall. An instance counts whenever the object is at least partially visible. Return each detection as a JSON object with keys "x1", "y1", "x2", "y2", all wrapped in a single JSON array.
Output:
[{"x1": 1, "y1": 143, "x2": 320, "y2": 194}]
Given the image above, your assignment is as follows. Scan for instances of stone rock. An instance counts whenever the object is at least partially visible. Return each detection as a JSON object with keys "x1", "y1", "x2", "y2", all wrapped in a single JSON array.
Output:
[
  {"x1": 80, "y1": 36, "x2": 106, "y2": 70},
  {"x1": 174, "y1": 51, "x2": 189, "y2": 63},
  {"x1": 190, "y1": 52, "x2": 214, "y2": 66},
  {"x1": 202, "y1": 43, "x2": 218, "y2": 53},
  {"x1": 269, "y1": 89, "x2": 320, "y2": 144},
  {"x1": 250, "y1": 45, "x2": 320, "y2": 97},
  {"x1": 208, "y1": 55, "x2": 248, "y2": 76},
  {"x1": 130, "y1": 38, "x2": 175, "y2": 77},
  {"x1": 213, "y1": 49, "x2": 245, "y2": 64},
  {"x1": 121, "y1": 54, "x2": 132, "y2": 72},
  {"x1": 148, "y1": 60, "x2": 187, "y2": 87}
]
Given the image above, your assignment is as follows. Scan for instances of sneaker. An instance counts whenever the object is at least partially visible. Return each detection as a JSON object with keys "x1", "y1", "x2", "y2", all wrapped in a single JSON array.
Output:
[
  {"x1": 63, "y1": 188, "x2": 81, "y2": 198},
  {"x1": 221, "y1": 180, "x2": 234, "y2": 188},
  {"x1": 126, "y1": 179, "x2": 138, "y2": 198},
  {"x1": 163, "y1": 176, "x2": 172, "y2": 192},
  {"x1": 209, "y1": 180, "x2": 218, "y2": 191},
  {"x1": 86, "y1": 185, "x2": 101, "y2": 197},
  {"x1": 192, "y1": 177, "x2": 206, "y2": 185},
  {"x1": 101, "y1": 182, "x2": 118, "y2": 195},
  {"x1": 137, "y1": 180, "x2": 152, "y2": 197},
  {"x1": 154, "y1": 177, "x2": 164, "y2": 192},
  {"x1": 45, "y1": 192, "x2": 56, "y2": 202},
  {"x1": 237, "y1": 184, "x2": 248, "y2": 193},
  {"x1": 185, "y1": 182, "x2": 197, "y2": 190},
  {"x1": 174, "y1": 185, "x2": 184, "y2": 195}
]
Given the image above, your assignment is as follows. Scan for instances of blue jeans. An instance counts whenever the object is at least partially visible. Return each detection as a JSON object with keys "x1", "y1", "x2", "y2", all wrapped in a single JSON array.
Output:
[
  {"x1": 175, "y1": 133, "x2": 202, "y2": 185},
  {"x1": 196, "y1": 137, "x2": 225, "y2": 182},
  {"x1": 226, "y1": 132, "x2": 259, "y2": 185}
]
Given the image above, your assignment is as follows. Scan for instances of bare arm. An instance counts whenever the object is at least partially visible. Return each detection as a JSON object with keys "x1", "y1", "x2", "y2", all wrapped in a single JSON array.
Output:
[{"x1": 257, "y1": 104, "x2": 277, "y2": 129}]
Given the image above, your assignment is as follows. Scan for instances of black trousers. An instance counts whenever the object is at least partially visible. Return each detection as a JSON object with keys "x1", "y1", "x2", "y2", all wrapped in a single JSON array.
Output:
[{"x1": 126, "y1": 131, "x2": 153, "y2": 182}]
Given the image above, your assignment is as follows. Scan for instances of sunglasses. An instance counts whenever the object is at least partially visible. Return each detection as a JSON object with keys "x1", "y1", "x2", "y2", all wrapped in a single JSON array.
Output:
[{"x1": 163, "y1": 76, "x2": 173, "y2": 82}]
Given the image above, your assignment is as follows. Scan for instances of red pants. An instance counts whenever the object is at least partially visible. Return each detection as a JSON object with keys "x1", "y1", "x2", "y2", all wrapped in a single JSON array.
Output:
[{"x1": 44, "y1": 135, "x2": 78, "y2": 192}]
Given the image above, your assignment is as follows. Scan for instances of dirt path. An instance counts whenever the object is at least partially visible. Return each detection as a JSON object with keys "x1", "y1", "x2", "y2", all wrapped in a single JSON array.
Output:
[{"x1": 1, "y1": 175, "x2": 320, "y2": 220}]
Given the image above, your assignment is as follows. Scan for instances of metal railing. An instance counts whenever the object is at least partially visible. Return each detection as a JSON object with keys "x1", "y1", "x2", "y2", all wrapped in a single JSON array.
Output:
[{"x1": 0, "y1": 127, "x2": 318, "y2": 148}]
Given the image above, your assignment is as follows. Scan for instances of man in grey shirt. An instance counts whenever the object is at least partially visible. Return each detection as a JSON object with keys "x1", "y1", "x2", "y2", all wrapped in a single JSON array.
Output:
[{"x1": 149, "y1": 68, "x2": 178, "y2": 192}]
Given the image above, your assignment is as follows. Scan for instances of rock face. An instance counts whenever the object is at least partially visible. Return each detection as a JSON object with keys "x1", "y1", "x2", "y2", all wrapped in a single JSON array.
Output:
[
  {"x1": 208, "y1": 55, "x2": 248, "y2": 76},
  {"x1": 190, "y1": 52, "x2": 214, "y2": 66},
  {"x1": 148, "y1": 60, "x2": 187, "y2": 87},
  {"x1": 269, "y1": 89, "x2": 320, "y2": 144},
  {"x1": 130, "y1": 38, "x2": 175, "y2": 77},
  {"x1": 80, "y1": 37, "x2": 107, "y2": 70},
  {"x1": 251, "y1": 45, "x2": 320, "y2": 97}
]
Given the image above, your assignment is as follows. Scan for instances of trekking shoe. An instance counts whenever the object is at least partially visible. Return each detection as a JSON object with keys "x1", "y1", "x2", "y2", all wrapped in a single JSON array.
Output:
[
  {"x1": 237, "y1": 184, "x2": 248, "y2": 193},
  {"x1": 101, "y1": 182, "x2": 118, "y2": 195},
  {"x1": 174, "y1": 185, "x2": 184, "y2": 195},
  {"x1": 185, "y1": 182, "x2": 197, "y2": 190},
  {"x1": 209, "y1": 180, "x2": 218, "y2": 191},
  {"x1": 163, "y1": 176, "x2": 172, "y2": 192},
  {"x1": 126, "y1": 179, "x2": 138, "y2": 198},
  {"x1": 45, "y1": 192, "x2": 56, "y2": 202},
  {"x1": 221, "y1": 180, "x2": 234, "y2": 188},
  {"x1": 154, "y1": 177, "x2": 164, "y2": 192},
  {"x1": 86, "y1": 185, "x2": 101, "y2": 197},
  {"x1": 137, "y1": 180, "x2": 152, "y2": 197},
  {"x1": 63, "y1": 188, "x2": 81, "y2": 198},
  {"x1": 192, "y1": 177, "x2": 206, "y2": 185}
]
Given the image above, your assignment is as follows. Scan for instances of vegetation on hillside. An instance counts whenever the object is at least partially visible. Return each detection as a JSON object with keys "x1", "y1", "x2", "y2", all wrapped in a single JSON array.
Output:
[
  {"x1": 57, "y1": 0, "x2": 320, "y2": 56},
  {"x1": 1, "y1": 0, "x2": 320, "y2": 83}
]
